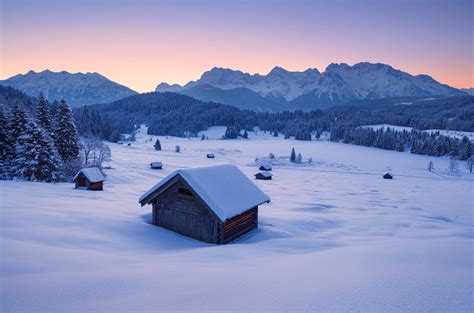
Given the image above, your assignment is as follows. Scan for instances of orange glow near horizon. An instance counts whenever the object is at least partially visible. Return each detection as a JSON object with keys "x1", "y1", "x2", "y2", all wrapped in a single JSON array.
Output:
[{"x1": 1, "y1": 0, "x2": 472, "y2": 92}]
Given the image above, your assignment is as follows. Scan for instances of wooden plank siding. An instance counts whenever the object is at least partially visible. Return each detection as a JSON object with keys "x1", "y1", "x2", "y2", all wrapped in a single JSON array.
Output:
[
  {"x1": 152, "y1": 179, "x2": 218, "y2": 243},
  {"x1": 150, "y1": 177, "x2": 259, "y2": 244},
  {"x1": 222, "y1": 207, "x2": 258, "y2": 243}
]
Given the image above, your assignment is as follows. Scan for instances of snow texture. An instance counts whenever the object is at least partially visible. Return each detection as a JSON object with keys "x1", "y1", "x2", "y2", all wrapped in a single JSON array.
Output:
[
  {"x1": 139, "y1": 163, "x2": 271, "y2": 221},
  {"x1": 73, "y1": 167, "x2": 105, "y2": 183},
  {"x1": 1, "y1": 125, "x2": 473, "y2": 312}
]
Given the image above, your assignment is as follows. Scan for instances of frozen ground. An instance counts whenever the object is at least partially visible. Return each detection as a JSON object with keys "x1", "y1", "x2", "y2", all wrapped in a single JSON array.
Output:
[{"x1": 1, "y1": 126, "x2": 473, "y2": 312}]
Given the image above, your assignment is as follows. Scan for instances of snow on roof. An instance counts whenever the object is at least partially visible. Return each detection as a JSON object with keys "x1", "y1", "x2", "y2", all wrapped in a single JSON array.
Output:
[
  {"x1": 139, "y1": 164, "x2": 270, "y2": 221},
  {"x1": 259, "y1": 164, "x2": 272, "y2": 170},
  {"x1": 256, "y1": 171, "x2": 273, "y2": 178},
  {"x1": 150, "y1": 162, "x2": 163, "y2": 166},
  {"x1": 73, "y1": 167, "x2": 105, "y2": 183}
]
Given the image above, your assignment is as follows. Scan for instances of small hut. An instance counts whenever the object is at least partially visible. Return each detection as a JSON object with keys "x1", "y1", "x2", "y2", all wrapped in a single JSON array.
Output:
[
  {"x1": 206, "y1": 153, "x2": 215, "y2": 159},
  {"x1": 383, "y1": 172, "x2": 393, "y2": 179},
  {"x1": 255, "y1": 171, "x2": 273, "y2": 180},
  {"x1": 259, "y1": 164, "x2": 272, "y2": 171},
  {"x1": 150, "y1": 162, "x2": 163, "y2": 169},
  {"x1": 139, "y1": 164, "x2": 270, "y2": 244},
  {"x1": 73, "y1": 167, "x2": 105, "y2": 190}
]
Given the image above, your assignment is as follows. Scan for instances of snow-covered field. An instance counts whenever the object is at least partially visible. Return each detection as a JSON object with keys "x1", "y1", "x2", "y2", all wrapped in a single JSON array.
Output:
[{"x1": 1, "y1": 126, "x2": 473, "y2": 312}]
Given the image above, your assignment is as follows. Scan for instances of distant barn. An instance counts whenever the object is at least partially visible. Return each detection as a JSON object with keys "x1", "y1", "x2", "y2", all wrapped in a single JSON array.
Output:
[
  {"x1": 255, "y1": 172, "x2": 273, "y2": 180},
  {"x1": 383, "y1": 172, "x2": 393, "y2": 179},
  {"x1": 73, "y1": 167, "x2": 105, "y2": 190},
  {"x1": 259, "y1": 164, "x2": 272, "y2": 171},
  {"x1": 206, "y1": 153, "x2": 215, "y2": 158},
  {"x1": 150, "y1": 162, "x2": 163, "y2": 169},
  {"x1": 139, "y1": 164, "x2": 270, "y2": 244}
]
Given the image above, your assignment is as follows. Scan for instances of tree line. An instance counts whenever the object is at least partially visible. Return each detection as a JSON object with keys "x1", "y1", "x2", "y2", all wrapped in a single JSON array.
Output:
[{"x1": 329, "y1": 125, "x2": 472, "y2": 160}]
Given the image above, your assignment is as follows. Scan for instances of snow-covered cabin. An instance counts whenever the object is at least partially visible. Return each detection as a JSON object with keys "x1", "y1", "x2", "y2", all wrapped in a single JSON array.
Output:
[
  {"x1": 383, "y1": 172, "x2": 393, "y2": 179},
  {"x1": 255, "y1": 171, "x2": 273, "y2": 180},
  {"x1": 259, "y1": 164, "x2": 272, "y2": 171},
  {"x1": 206, "y1": 153, "x2": 215, "y2": 159},
  {"x1": 150, "y1": 162, "x2": 163, "y2": 169},
  {"x1": 139, "y1": 164, "x2": 270, "y2": 244},
  {"x1": 73, "y1": 167, "x2": 105, "y2": 191}
]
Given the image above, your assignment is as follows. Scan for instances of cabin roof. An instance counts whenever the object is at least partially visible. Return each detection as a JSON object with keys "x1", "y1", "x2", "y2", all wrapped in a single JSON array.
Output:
[
  {"x1": 139, "y1": 164, "x2": 270, "y2": 221},
  {"x1": 259, "y1": 164, "x2": 272, "y2": 170},
  {"x1": 150, "y1": 161, "x2": 163, "y2": 166},
  {"x1": 73, "y1": 167, "x2": 105, "y2": 183},
  {"x1": 256, "y1": 171, "x2": 273, "y2": 178}
]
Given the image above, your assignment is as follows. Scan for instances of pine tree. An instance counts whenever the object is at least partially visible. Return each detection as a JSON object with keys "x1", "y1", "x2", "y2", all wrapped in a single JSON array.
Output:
[
  {"x1": 242, "y1": 130, "x2": 248, "y2": 139},
  {"x1": 12, "y1": 120, "x2": 39, "y2": 180},
  {"x1": 154, "y1": 138, "x2": 162, "y2": 150},
  {"x1": 36, "y1": 93, "x2": 52, "y2": 134},
  {"x1": 0, "y1": 108, "x2": 14, "y2": 179},
  {"x1": 12, "y1": 120, "x2": 64, "y2": 182},
  {"x1": 290, "y1": 148, "x2": 296, "y2": 163},
  {"x1": 10, "y1": 105, "x2": 29, "y2": 142},
  {"x1": 54, "y1": 99, "x2": 80, "y2": 162}
]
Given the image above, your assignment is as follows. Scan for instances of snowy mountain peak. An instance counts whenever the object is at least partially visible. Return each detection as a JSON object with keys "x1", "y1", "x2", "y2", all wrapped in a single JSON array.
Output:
[
  {"x1": 0, "y1": 70, "x2": 138, "y2": 107},
  {"x1": 154, "y1": 62, "x2": 465, "y2": 111}
]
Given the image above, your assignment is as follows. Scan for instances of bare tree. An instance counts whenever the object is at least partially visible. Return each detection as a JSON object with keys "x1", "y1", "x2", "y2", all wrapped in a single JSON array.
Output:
[
  {"x1": 81, "y1": 137, "x2": 111, "y2": 169},
  {"x1": 466, "y1": 156, "x2": 474, "y2": 173},
  {"x1": 449, "y1": 157, "x2": 459, "y2": 172},
  {"x1": 427, "y1": 160, "x2": 434, "y2": 172},
  {"x1": 95, "y1": 144, "x2": 111, "y2": 169},
  {"x1": 296, "y1": 153, "x2": 303, "y2": 164},
  {"x1": 81, "y1": 137, "x2": 101, "y2": 167}
]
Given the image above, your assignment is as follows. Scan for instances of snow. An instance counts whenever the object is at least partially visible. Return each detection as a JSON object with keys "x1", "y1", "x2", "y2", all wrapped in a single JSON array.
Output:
[
  {"x1": 197, "y1": 126, "x2": 226, "y2": 139},
  {"x1": 256, "y1": 171, "x2": 273, "y2": 178},
  {"x1": 73, "y1": 167, "x2": 105, "y2": 183},
  {"x1": 1, "y1": 126, "x2": 473, "y2": 312},
  {"x1": 139, "y1": 164, "x2": 271, "y2": 221},
  {"x1": 363, "y1": 124, "x2": 474, "y2": 140}
]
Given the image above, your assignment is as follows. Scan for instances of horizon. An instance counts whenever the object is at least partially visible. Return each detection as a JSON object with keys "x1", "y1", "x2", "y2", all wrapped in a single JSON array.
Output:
[
  {"x1": 1, "y1": 0, "x2": 472, "y2": 92},
  {"x1": 9, "y1": 61, "x2": 473, "y2": 93}
]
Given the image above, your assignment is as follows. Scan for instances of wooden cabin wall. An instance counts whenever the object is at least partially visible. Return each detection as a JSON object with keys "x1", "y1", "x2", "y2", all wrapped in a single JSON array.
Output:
[
  {"x1": 222, "y1": 207, "x2": 258, "y2": 244},
  {"x1": 89, "y1": 182, "x2": 103, "y2": 191},
  {"x1": 152, "y1": 180, "x2": 219, "y2": 243}
]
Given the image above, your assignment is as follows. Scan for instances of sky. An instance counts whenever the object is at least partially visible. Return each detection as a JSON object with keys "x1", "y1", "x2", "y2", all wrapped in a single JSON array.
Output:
[{"x1": 0, "y1": 0, "x2": 472, "y2": 92}]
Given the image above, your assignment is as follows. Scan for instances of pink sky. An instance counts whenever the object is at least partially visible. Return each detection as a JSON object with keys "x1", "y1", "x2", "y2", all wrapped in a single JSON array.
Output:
[{"x1": 1, "y1": 0, "x2": 472, "y2": 92}]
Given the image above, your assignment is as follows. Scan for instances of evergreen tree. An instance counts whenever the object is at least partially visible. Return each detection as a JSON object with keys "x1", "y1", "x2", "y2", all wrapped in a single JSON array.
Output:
[
  {"x1": 290, "y1": 148, "x2": 296, "y2": 163},
  {"x1": 242, "y1": 130, "x2": 248, "y2": 139},
  {"x1": 12, "y1": 120, "x2": 64, "y2": 182},
  {"x1": 54, "y1": 99, "x2": 80, "y2": 162},
  {"x1": 224, "y1": 125, "x2": 239, "y2": 139},
  {"x1": 36, "y1": 93, "x2": 52, "y2": 134},
  {"x1": 10, "y1": 104, "x2": 29, "y2": 142},
  {"x1": 0, "y1": 108, "x2": 14, "y2": 179},
  {"x1": 154, "y1": 138, "x2": 162, "y2": 151}
]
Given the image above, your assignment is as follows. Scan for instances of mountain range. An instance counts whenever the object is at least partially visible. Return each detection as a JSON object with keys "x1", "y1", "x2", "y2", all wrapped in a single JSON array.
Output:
[
  {"x1": 0, "y1": 70, "x2": 137, "y2": 107},
  {"x1": 157, "y1": 62, "x2": 467, "y2": 111},
  {"x1": 0, "y1": 63, "x2": 470, "y2": 111}
]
